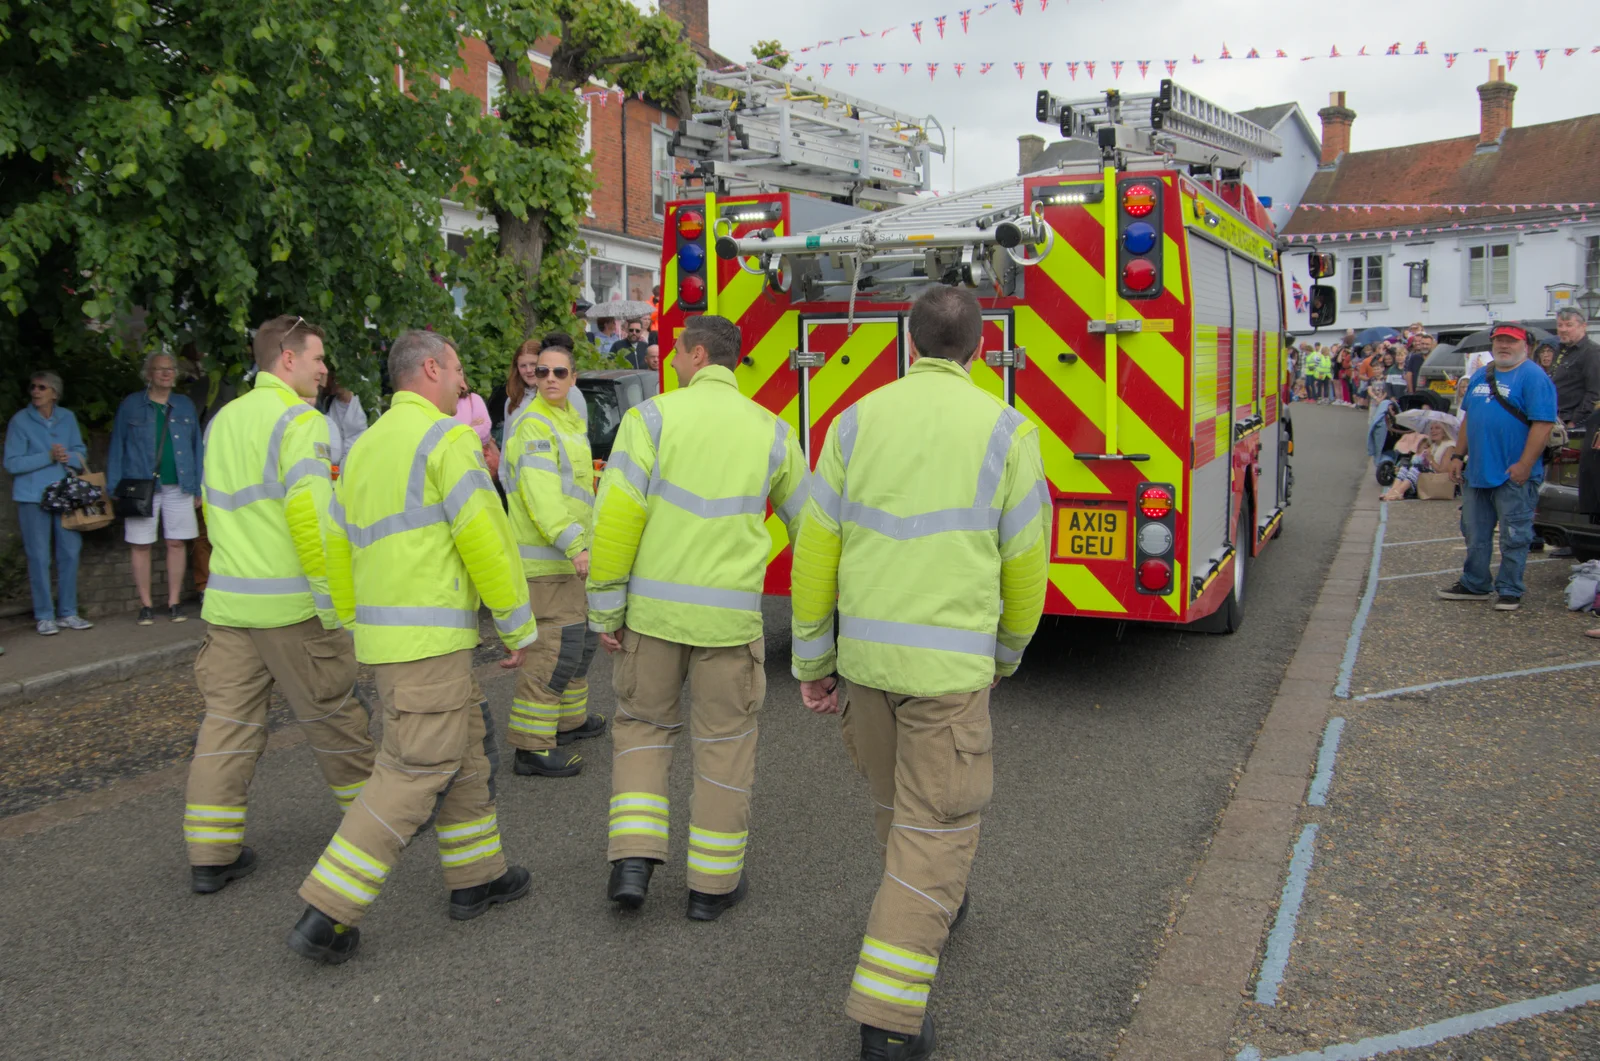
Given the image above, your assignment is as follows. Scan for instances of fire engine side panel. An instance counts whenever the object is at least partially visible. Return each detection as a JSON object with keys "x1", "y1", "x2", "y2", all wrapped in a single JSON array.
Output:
[
  {"x1": 1187, "y1": 237, "x2": 1234, "y2": 591},
  {"x1": 1229, "y1": 252, "x2": 1260, "y2": 425},
  {"x1": 1254, "y1": 266, "x2": 1284, "y2": 519}
]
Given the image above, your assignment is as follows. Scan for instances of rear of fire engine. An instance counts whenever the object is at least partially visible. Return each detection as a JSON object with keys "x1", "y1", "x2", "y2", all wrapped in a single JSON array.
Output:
[{"x1": 657, "y1": 66, "x2": 1291, "y2": 633}]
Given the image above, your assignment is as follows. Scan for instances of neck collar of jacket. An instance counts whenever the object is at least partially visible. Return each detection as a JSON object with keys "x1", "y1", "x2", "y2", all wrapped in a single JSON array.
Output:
[
  {"x1": 26, "y1": 403, "x2": 58, "y2": 424},
  {"x1": 392, "y1": 390, "x2": 448, "y2": 418},
  {"x1": 688, "y1": 364, "x2": 739, "y2": 390},
  {"x1": 907, "y1": 356, "x2": 975, "y2": 383},
  {"x1": 253, "y1": 371, "x2": 300, "y2": 401},
  {"x1": 533, "y1": 392, "x2": 579, "y2": 424}
]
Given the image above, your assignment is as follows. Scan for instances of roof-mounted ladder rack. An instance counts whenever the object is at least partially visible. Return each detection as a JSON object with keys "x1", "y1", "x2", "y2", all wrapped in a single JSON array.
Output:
[
  {"x1": 669, "y1": 64, "x2": 945, "y2": 206},
  {"x1": 1035, "y1": 79, "x2": 1282, "y2": 172}
]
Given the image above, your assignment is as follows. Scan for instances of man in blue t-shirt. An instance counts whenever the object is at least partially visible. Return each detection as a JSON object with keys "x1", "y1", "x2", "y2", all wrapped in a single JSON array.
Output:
[{"x1": 1438, "y1": 323, "x2": 1558, "y2": 610}]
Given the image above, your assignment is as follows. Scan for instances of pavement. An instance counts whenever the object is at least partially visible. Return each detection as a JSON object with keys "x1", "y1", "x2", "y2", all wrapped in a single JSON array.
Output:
[
  {"x1": 0, "y1": 606, "x2": 207, "y2": 708},
  {"x1": 1223, "y1": 494, "x2": 1600, "y2": 1061},
  {"x1": 0, "y1": 403, "x2": 1371, "y2": 1061}
]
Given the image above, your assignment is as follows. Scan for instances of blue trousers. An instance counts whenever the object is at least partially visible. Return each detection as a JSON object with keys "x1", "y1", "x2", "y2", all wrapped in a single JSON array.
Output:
[
  {"x1": 1459, "y1": 480, "x2": 1539, "y2": 598},
  {"x1": 16, "y1": 501, "x2": 82, "y2": 621}
]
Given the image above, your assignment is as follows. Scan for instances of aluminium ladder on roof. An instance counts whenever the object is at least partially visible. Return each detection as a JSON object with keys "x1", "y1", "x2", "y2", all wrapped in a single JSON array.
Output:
[
  {"x1": 669, "y1": 64, "x2": 944, "y2": 205},
  {"x1": 1036, "y1": 79, "x2": 1283, "y2": 172}
]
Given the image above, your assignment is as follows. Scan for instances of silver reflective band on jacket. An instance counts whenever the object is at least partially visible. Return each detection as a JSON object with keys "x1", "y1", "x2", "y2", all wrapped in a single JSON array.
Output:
[
  {"x1": 632, "y1": 398, "x2": 799, "y2": 522},
  {"x1": 354, "y1": 599, "x2": 533, "y2": 636},
  {"x1": 512, "y1": 412, "x2": 593, "y2": 506},
  {"x1": 793, "y1": 627, "x2": 835, "y2": 660},
  {"x1": 206, "y1": 404, "x2": 323, "y2": 510},
  {"x1": 339, "y1": 421, "x2": 493, "y2": 547}
]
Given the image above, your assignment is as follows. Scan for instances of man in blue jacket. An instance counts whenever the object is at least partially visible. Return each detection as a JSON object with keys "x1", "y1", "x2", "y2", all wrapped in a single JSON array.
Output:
[{"x1": 1438, "y1": 323, "x2": 1557, "y2": 612}]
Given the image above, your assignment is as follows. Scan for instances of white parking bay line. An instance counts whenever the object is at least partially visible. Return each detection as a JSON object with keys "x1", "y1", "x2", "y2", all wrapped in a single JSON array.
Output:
[
  {"x1": 1235, "y1": 981, "x2": 1600, "y2": 1061},
  {"x1": 1306, "y1": 718, "x2": 1345, "y2": 807},
  {"x1": 1378, "y1": 557, "x2": 1551, "y2": 581},
  {"x1": 1383, "y1": 536, "x2": 1463, "y2": 547},
  {"x1": 1335, "y1": 503, "x2": 1387, "y2": 700},
  {"x1": 1353, "y1": 659, "x2": 1600, "y2": 701},
  {"x1": 1253, "y1": 823, "x2": 1319, "y2": 1006}
]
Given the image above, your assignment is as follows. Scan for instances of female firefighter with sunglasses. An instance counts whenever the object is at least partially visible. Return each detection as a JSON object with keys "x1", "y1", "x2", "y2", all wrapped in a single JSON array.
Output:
[{"x1": 502, "y1": 339, "x2": 607, "y2": 776}]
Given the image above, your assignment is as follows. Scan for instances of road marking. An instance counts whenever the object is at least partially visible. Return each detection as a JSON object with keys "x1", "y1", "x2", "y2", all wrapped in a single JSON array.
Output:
[
  {"x1": 1254, "y1": 823, "x2": 1319, "y2": 1006},
  {"x1": 1353, "y1": 658, "x2": 1600, "y2": 701},
  {"x1": 1236, "y1": 981, "x2": 1600, "y2": 1061},
  {"x1": 1335, "y1": 502, "x2": 1387, "y2": 700},
  {"x1": 1306, "y1": 718, "x2": 1344, "y2": 807},
  {"x1": 1382, "y1": 536, "x2": 1462, "y2": 547},
  {"x1": 1378, "y1": 557, "x2": 1551, "y2": 581}
]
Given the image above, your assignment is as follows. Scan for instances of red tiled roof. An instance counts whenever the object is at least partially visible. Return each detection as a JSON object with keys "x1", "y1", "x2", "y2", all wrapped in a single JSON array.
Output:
[{"x1": 1281, "y1": 113, "x2": 1600, "y2": 235}]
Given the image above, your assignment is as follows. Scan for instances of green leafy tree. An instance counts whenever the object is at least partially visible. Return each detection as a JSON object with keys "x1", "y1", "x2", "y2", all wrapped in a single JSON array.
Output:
[
  {"x1": 751, "y1": 40, "x2": 787, "y2": 70},
  {"x1": 0, "y1": 0, "x2": 488, "y2": 419},
  {"x1": 448, "y1": 0, "x2": 697, "y2": 377}
]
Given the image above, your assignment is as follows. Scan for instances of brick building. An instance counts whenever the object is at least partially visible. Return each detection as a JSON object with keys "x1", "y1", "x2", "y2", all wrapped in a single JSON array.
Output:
[{"x1": 431, "y1": 0, "x2": 721, "y2": 309}]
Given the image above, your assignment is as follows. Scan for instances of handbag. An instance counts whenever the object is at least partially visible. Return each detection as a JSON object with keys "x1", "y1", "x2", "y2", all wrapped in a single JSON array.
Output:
[
  {"x1": 113, "y1": 476, "x2": 156, "y2": 518},
  {"x1": 1414, "y1": 472, "x2": 1457, "y2": 501},
  {"x1": 62, "y1": 465, "x2": 115, "y2": 531}
]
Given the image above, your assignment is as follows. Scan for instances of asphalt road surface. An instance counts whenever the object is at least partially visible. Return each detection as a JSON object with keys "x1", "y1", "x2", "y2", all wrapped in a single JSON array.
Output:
[{"x1": 0, "y1": 404, "x2": 1366, "y2": 1061}]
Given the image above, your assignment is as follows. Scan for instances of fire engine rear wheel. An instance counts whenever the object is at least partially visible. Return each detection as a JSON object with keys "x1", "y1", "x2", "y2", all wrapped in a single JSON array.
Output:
[{"x1": 1210, "y1": 501, "x2": 1252, "y2": 635}]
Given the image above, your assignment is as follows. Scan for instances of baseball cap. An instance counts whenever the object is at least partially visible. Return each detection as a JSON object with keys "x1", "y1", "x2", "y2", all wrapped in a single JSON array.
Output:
[{"x1": 1491, "y1": 323, "x2": 1530, "y2": 343}]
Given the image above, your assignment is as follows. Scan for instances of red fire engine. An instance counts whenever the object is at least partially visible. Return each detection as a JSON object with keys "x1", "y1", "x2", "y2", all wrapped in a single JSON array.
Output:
[{"x1": 656, "y1": 67, "x2": 1291, "y2": 632}]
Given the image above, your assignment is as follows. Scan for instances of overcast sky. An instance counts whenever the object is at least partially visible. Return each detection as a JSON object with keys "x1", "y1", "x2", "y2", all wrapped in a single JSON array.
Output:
[{"x1": 690, "y1": 0, "x2": 1600, "y2": 194}]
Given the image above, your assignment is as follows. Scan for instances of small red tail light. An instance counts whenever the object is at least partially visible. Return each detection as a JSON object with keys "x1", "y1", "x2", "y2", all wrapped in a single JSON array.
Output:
[
  {"x1": 1137, "y1": 559, "x2": 1171, "y2": 592},
  {"x1": 1138, "y1": 485, "x2": 1173, "y2": 520},
  {"x1": 677, "y1": 209, "x2": 705, "y2": 240},
  {"x1": 1124, "y1": 259, "x2": 1157, "y2": 292},
  {"x1": 679, "y1": 274, "x2": 707, "y2": 305},
  {"x1": 1122, "y1": 183, "x2": 1157, "y2": 218}
]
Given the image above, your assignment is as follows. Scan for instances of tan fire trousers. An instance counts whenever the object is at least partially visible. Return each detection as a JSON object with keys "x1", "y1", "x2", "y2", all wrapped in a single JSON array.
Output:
[
  {"x1": 298, "y1": 650, "x2": 509, "y2": 926},
  {"x1": 607, "y1": 628, "x2": 765, "y2": 895},
  {"x1": 184, "y1": 620, "x2": 372, "y2": 867},
  {"x1": 508, "y1": 575, "x2": 599, "y2": 751},
  {"x1": 839, "y1": 682, "x2": 994, "y2": 1035}
]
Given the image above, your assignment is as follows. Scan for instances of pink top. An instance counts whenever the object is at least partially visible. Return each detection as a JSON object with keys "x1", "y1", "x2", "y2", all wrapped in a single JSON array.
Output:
[{"x1": 453, "y1": 392, "x2": 492, "y2": 444}]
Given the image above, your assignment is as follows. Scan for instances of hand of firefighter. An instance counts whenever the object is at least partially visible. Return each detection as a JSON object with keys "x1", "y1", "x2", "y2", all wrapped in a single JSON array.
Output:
[
  {"x1": 573, "y1": 550, "x2": 590, "y2": 578},
  {"x1": 600, "y1": 631, "x2": 622, "y2": 654},
  {"x1": 800, "y1": 677, "x2": 839, "y2": 715},
  {"x1": 501, "y1": 647, "x2": 527, "y2": 669}
]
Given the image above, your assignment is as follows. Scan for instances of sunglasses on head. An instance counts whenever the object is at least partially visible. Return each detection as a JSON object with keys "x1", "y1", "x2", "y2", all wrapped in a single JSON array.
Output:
[{"x1": 533, "y1": 366, "x2": 570, "y2": 379}]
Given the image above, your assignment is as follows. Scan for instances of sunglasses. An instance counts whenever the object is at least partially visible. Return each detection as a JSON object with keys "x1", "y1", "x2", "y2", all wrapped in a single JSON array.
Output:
[
  {"x1": 533, "y1": 366, "x2": 570, "y2": 380},
  {"x1": 280, "y1": 315, "x2": 306, "y2": 355},
  {"x1": 30, "y1": 383, "x2": 52, "y2": 392}
]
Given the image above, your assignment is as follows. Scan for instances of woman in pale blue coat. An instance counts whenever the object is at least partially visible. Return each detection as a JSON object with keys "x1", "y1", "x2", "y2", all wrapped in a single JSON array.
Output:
[{"x1": 4, "y1": 371, "x2": 94, "y2": 635}]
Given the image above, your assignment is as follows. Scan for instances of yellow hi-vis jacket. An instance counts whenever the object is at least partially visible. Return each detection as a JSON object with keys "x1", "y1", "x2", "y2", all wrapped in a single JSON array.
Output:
[
  {"x1": 586, "y1": 364, "x2": 808, "y2": 647},
  {"x1": 327, "y1": 391, "x2": 536, "y2": 665},
  {"x1": 201, "y1": 371, "x2": 339, "y2": 630},
  {"x1": 507, "y1": 394, "x2": 594, "y2": 579},
  {"x1": 790, "y1": 356, "x2": 1050, "y2": 696}
]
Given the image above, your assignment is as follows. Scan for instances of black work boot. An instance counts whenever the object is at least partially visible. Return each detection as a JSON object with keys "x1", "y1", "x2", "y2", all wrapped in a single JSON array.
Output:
[
  {"x1": 557, "y1": 713, "x2": 608, "y2": 745},
  {"x1": 286, "y1": 906, "x2": 360, "y2": 965},
  {"x1": 949, "y1": 892, "x2": 970, "y2": 934},
  {"x1": 450, "y1": 865, "x2": 532, "y2": 921},
  {"x1": 513, "y1": 747, "x2": 583, "y2": 777},
  {"x1": 686, "y1": 872, "x2": 748, "y2": 921},
  {"x1": 608, "y1": 857, "x2": 659, "y2": 910},
  {"x1": 191, "y1": 847, "x2": 258, "y2": 895},
  {"x1": 861, "y1": 1013, "x2": 937, "y2": 1060}
]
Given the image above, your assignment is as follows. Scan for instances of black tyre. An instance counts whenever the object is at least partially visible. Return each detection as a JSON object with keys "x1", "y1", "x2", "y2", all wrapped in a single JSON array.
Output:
[{"x1": 1199, "y1": 499, "x2": 1251, "y2": 635}]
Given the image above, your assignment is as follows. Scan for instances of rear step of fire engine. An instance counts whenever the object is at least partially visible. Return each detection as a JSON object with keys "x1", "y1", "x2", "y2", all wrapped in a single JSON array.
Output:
[{"x1": 669, "y1": 64, "x2": 944, "y2": 207}]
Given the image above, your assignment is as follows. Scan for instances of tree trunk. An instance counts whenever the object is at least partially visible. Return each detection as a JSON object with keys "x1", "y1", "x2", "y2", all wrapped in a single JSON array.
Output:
[{"x1": 495, "y1": 205, "x2": 547, "y2": 341}]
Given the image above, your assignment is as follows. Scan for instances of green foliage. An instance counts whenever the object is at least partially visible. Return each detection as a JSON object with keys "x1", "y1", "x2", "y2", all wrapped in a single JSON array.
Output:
[
  {"x1": 0, "y1": 0, "x2": 486, "y2": 423},
  {"x1": 752, "y1": 40, "x2": 787, "y2": 69},
  {"x1": 446, "y1": 0, "x2": 697, "y2": 387}
]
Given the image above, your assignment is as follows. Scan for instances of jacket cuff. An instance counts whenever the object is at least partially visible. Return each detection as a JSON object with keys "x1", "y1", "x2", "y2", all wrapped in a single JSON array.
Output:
[{"x1": 792, "y1": 656, "x2": 837, "y2": 682}]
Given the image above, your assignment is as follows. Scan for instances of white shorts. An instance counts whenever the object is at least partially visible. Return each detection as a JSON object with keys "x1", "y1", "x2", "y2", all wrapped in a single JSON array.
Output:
[{"x1": 124, "y1": 484, "x2": 199, "y2": 544}]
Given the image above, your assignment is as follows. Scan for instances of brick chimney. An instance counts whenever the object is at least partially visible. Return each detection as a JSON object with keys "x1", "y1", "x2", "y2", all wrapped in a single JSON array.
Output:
[
  {"x1": 1316, "y1": 91, "x2": 1356, "y2": 166},
  {"x1": 1477, "y1": 59, "x2": 1517, "y2": 147},
  {"x1": 1018, "y1": 134, "x2": 1045, "y2": 175},
  {"x1": 659, "y1": 0, "x2": 710, "y2": 50}
]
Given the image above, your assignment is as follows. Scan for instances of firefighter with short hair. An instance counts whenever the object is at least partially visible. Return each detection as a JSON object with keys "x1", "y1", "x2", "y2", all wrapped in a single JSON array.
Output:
[
  {"x1": 792, "y1": 286, "x2": 1049, "y2": 1059},
  {"x1": 182, "y1": 314, "x2": 374, "y2": 895},
  {"x1": 287, "y1": 329, "x2": 537, "y2": 963},
  {"x1": 587, "y1": 313, "x2": 808, "y2": 920}
]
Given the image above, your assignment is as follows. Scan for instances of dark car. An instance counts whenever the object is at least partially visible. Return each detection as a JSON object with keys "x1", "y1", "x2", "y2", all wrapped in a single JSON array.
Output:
[
  {"x1": 1535, "y1": 430, "x2": 1600, "y2": 560},
  {"x1": 577, "y1": 368, "x2": 659, "y2": 462}
]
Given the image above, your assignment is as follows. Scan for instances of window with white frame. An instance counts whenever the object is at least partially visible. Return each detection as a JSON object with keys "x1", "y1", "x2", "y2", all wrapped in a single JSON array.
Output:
[
  {"x1": 1466, "y1": 241, "x2": 1513, "y2": 302},
  {"x1": 1585, "y1": 235, "x2": 1599, "y2": 294},
  {"x1": 652, "y1": 128, "x2": 672, "y2": 219},
  {"x1": 1348, "y1": 254, "x2": 1383, "y2": 306},
  {"x1": 486, "y1": 63, "x2": 503, "y2": 117}
]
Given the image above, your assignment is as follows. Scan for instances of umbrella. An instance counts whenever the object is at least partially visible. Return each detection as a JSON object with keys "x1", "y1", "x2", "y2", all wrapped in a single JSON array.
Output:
[
  {"x1": 586, "y1": 299, "x2": 654, "y2": 321},
  {"x1": 1352, "y1": 326, "x2": 1401, "y2": 346},
  {"x1": 1453, "y1": 323, "x2": 1557, "y2": 354},
  {"x1": 1395, "y1": 408, "x2": 1459, "y2": 438}
]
